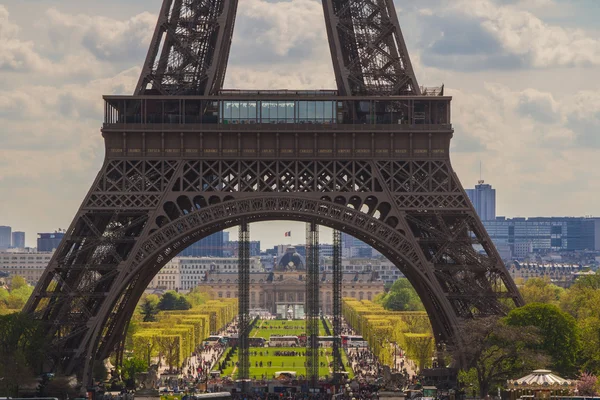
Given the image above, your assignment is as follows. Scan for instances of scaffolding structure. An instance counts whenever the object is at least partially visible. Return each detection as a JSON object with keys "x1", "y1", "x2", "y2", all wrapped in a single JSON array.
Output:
[
  {"x1": 238, "y1": 222, "x2": 250, "y2": 391},
  {"x1": 305, "y1": 222, "x2": 320, "y2": 389},
  {"x1": 332, "y1": 229, "x2": 343, "y2": 376}
]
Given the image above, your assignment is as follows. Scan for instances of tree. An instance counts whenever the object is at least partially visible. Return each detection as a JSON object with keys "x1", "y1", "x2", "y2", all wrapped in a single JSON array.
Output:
[
  {"x1": 380, "y1": 278, "x2": 424, "y2": 311},
  {"x1": 158, "y1": 291, "x2": 191, "y2": 311},
  {"x1": 185, "y1": 287, "x2": 214, "y2": 307},
  {"x1": 519, "y1": 278, "x2": 564, "y2": 304},
  {"x1": 0, "y1": 313, "x2": 47, "y2": 396},
  {"x1": 10, "y1": 276, "x2": 27, "y2": 291},
  {"x1": 577, "y1": 372, "x2": 599, "y2": 396},
  {"x1": 505, "y1": 303, "x2": 580, "y2": 376},
  {"x1": 156, "y1": 335, "x2": 180, "y2": 373},
  {"x1": 455, "y1": 316, "x2": 549, "y2": 398},
  {"x1": 560, "y1": 277, "x2": 600, "y2": 320},
  {"x1": 122, "y1": 357, "x2": 148, "y2": 381},
  {"x1": 175, "y1": 296, "x2": 192, "y2": 310},
  {"x1": 0, "y1": 287, "x2": 9, "y2": 303},
  {"x1": 140, "y1": 298, "x2": 159, "y2": 322},
  {"x1": 5, "y1": 294, "x2": 25, "y2": 310},
  {"x1": 573, "y1": 272, "x2": 600, "y2": 290},
  {"x1": 578, "y1": 316, "x2": 600, "y2": 374},
  {"x1": 405, "y1": 334, "x2": 434, "y2": 371}
]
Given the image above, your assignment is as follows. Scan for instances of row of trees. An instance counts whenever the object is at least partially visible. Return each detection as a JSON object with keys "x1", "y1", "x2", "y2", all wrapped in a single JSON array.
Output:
[
  {"x1": 342, "y1": 298, "x2": 434, "y2": 371},
  {"x1": 127, "y1": 297, "x2": 238, "y2": 375}
]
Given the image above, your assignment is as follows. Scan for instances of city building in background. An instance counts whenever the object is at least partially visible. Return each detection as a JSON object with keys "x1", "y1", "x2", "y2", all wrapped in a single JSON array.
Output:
[
  {"x1": 148, "y1": 258, "x2": 181, "y2": 291},
  {"x1": 466, "y1": 180, "x2": 496, "y2": 221},
  {"x1": 341, "y1": 232, "x2": 376, "y2": 258},
  {"x1": 484, "y1": 217, "x2": 600, "y2": 259},
  {"x1": 0, "y1": 251, "x2": 54, "y2": 285},
  {"x1": 0, "y1": 226, "x2": 11, "y2": 251},
  {"x1": 11, "y1": 231, "x2": 25, "y2": 249},
  {"x1": 196, "y1": 270, "x2": 384, "y2": 316},
  {"x1": 224, "y1": 240, "x2": 261, "y2": 257},
  {"x1": 506, "y1": 261, "x2": 594, "y2": 288},
  {"x1": 148, "y1": 255, "x2": 264, "y2": 291},
  {"x1": 37, "y1": 232, "x2": 65, "y2": 252},
  {"x1": 178, "y1": 231, "x2": 224, "y2": 257},
  {"x1": 321, "y1": 257, "x2": 403, "y2": 283}
]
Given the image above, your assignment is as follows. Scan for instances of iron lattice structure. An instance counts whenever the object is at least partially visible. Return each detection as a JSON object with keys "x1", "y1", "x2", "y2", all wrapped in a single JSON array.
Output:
[
  {"x1": 237, "y1": 221, "x2": 250, "y2": 387},
  {"x1": 305, "y1": 223, "x2": 320, "y2": 389},
  {"x1": 332, "y1": 229, "x2": 343, "y2": 376},
  {"x1": 23, "y1": 0, "x2": 524, "y2": 387}
]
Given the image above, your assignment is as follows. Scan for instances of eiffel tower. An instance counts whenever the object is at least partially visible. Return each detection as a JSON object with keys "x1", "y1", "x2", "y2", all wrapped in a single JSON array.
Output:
[{"x1": 24, "y1": 0, "x2": 523, "y2": 387}]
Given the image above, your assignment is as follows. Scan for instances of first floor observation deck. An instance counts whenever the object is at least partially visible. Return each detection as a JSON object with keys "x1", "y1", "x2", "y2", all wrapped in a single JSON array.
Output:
[{"x1": 101, "y1": 90, "x2": 454, "y2": 160}]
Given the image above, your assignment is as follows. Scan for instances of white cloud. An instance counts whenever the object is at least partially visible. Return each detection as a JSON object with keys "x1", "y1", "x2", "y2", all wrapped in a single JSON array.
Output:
[
  {"x1": 0, "y1": 6, "x2": 48, "y2": 72},
  {"x1": 454, "y1": 0, "x2": 600, "y2": 67},
  {"x1": 44, "y1": 9, "x2": 156, "y2": 62}
]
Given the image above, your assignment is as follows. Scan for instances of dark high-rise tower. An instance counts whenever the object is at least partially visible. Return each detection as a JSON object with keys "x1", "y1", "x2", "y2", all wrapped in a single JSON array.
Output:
[
  {"x1": 12, "y1": 231, "x2": 25, "y2": 249},
  {"x1": 25, "y1": 0, "x2": 523, "y2": 386},
  {"x1": 0, "y1": 226, "x2": 11, "y2": 251}
]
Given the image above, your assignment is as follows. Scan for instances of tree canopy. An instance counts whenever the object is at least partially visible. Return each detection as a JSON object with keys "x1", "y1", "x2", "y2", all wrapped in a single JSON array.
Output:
[
  {"x1": 0, "y1": 313, "x2": 47, "y2": 396},
  {"x1": 505, "y1": 303, "x2": 580, "y2": 376},
  {"x1": 157, "y1": 291, "x2": 192, "y2": 311},
  {"x1": 519, "y1": 277, "x2": 564, "y2": 305},
  {"x1": 456, "y1": 316, "x2": 549, "y2": 398},
  {"x1": 378, "y1": 278, "x2": 424, "y2": 311}
]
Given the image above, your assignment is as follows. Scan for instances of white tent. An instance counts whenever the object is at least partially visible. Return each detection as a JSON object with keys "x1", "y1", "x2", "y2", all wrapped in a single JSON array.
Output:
[{"x1": 508, "y1": 369, "x2": 576, "y2": 392}]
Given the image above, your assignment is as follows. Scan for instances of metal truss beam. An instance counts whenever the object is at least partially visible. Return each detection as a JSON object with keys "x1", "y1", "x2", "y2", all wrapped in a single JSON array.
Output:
[
  {"x1": 332, "y1": 229, "x2": 343, "y2": 377},
  {"x1": 238, "y1": 221, "x2": 250, "y2": 390},
  {"x1": 135, "y1": 0, "x2": 238, "y2": 95},
  {"x1": 322, "y1": 0, "x2": 420, "y2": 96},
  {"x1": 305, "y1": 222, "x2": 320, "y2": 389}
]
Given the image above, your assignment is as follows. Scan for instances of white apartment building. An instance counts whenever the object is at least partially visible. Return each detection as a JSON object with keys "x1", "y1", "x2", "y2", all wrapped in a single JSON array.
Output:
[
  {"x1": 149, "y1": 256, "x2": 264, "y2": 291},
  {"x1": 149, "y1": 258, "x2": 181, "y2": 291},
  {"x1": 0, "y1": 251, "x2": 54, "y2": 285}
]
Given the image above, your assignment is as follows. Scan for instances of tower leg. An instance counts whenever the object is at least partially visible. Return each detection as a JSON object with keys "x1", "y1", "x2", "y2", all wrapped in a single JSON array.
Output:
[
  {"x1": 305, "y1": 222, "x2": 320, "y2": 390},
  {"x1": 238, "y1": 222, "x2": 250, "y2": 391}
]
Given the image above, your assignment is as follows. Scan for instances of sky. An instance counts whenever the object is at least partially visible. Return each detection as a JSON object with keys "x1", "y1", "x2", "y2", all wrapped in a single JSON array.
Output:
[{"x1": 0, "y1": 0, "x2": 599, "y2": 249}]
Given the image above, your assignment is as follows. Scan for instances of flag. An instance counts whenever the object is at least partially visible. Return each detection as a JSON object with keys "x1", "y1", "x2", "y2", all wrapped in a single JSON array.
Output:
[{"x1": 284, "y1": 231, "x2": 291, "y2": 237}]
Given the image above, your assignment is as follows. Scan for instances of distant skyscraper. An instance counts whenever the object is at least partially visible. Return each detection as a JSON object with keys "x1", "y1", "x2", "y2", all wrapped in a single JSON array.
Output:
[
  {"x1": 38, "y1": 232, "x2": 65, "y2": 252},
  {"x1": 0, "y1": 226, "x2": 11, "y2": 251},
  {"x1": 11, "y1": 232, "x2": 25, "y2": 249},
  {"x1": 466, "y1": 180, "x2": 496, "y2": 221},
  {"x1": 178, "y1": 231, "x2": 224, "y2": 257},
  {"x1": 223, "y1": 231, "x2": 230, "y2": 243}
]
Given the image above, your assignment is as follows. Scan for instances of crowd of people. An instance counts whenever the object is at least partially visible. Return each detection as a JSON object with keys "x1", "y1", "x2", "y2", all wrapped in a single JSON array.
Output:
[{"x1": 229, "y1": 393, "x2": 377, "y2": 400}]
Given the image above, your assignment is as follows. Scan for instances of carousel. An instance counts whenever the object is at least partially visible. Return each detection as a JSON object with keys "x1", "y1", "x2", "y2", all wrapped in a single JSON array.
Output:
[{"x1": 507, "y1": 369, "x2": 577, "y2": 400}]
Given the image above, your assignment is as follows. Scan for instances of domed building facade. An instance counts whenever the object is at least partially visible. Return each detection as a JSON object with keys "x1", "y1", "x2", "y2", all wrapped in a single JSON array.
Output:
[{"x1": 276, "y1": 247, "x2": 305, "y2": 271}]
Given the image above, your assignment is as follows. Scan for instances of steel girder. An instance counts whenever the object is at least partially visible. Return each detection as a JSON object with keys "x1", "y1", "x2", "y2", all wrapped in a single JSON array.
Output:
[
  {"x1": 238, "y1": 221, "x2": 250, "y2": 390},
  {"x1": 332, "y1": 229, "x2": 343, "y2": 376},
  {"x1": 305, "y1": 222, "x2": 320, "y2": 388},
  {"x1": 135, "y1": 0, "x2": 238, "y2": 95},
  {"x1": 137, "y1": 0, "x2": 418, "y2": 96},
  {"x1": 322, "y1": 0, "x2": 420, "y2": 95},
  {"x1": 23, "y1": 157, "x2": 523, "y2": 386}
]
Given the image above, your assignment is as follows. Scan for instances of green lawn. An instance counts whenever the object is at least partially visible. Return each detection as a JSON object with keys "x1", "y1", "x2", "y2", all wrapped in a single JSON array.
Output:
[
  {"x1": 217, "y1": 319, "x2": 353, "y2": 379},
  {"x1": 219, "y1": 346, "x2": 333, "y2": 378},
  {"x1": 251, "y1": 319, "x2": 329, "y2": 339}
]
